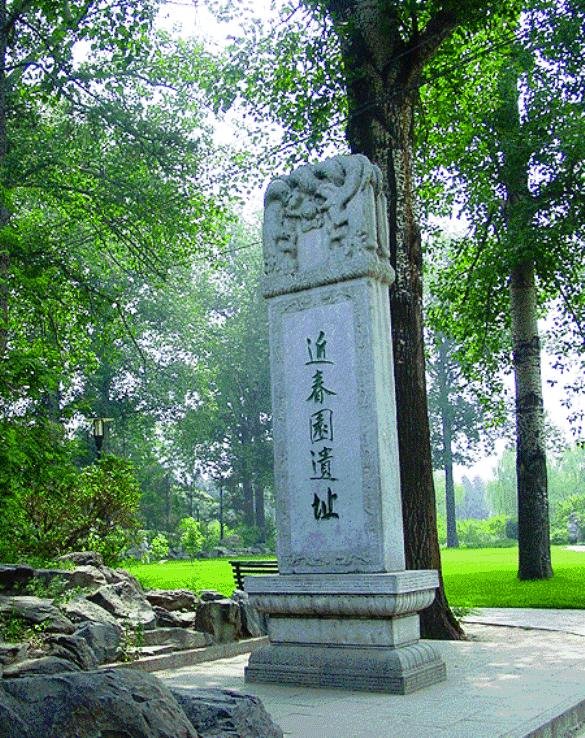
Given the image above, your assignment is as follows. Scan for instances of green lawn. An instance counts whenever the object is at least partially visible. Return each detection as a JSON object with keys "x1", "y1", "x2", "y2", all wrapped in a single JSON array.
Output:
[
  {"x1": 441, "y1": 546, "x2": 585, "y2": 609},
  {"x1": 122, "y1": 546, "x2": 585, "y2": 609}
]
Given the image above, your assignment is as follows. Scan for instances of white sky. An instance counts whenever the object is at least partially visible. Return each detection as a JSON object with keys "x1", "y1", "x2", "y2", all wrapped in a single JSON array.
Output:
[{"x1": 158, "y1": 1, "x2": 584, "y2": 482}]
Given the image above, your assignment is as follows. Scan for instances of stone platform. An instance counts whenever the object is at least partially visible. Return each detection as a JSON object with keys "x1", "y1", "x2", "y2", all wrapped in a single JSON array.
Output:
[{"x1": 244, "y1": 572, "x2": 446, "y2": 694}]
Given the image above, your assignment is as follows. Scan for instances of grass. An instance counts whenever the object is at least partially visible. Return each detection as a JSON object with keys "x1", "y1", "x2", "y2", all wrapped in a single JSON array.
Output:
[
  {"x1": 121, "y1": 546, "x2": 585, "y2": 609},
  {"x1": 441, "y1": 545, "x2": 585, "y2": 609}
]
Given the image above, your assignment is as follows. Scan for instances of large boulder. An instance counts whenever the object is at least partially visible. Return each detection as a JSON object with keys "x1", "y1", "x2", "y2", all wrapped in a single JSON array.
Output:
[
  {"x1": 171, "y1": 687, "x2": 283, "y2": 738},
  {"x1": 0, "y1": 668, "x2": 199, "y2": 738},
  {"x1": 57, "y1": 551, "x2": 104, "y2": 568},
  {"x1": 142, "y1": 628, "x2": 211, "y2": 650},
  {"x1": 0, "y1": 642, "x2": 29, "y2": 666},
  {"x1": 153, "y1": 606, "x2": 198, "y2": 629},
  {"x1": 64, "y1": 565, "x2": 109, "y2": 590},
  {"x1": 61, "y1": 596, "x2": 123, "y2": 630},
  {"x1": 231, "y1": 590, "x2": 268, "y2": 638},
  {"x1": 74, "y1": 621, "x2": 121, "y2": 664},
  {"x1": 0, "y1": 565, "x2": 34, "y2": 593},
  {"x1": 194, "y1": 599, "x2": 243, "y2": 643},
  {"x1": 2, "y1": 656, "x2": 80, "y2": 679},
  {"x1": 87, "y1": 581, "x2": 156, "y2": 630},
  {"x1": 44, "y1": 633, "x2": 98, "y2": 670},
  {"x1": 146, "y1": 589, "x2": 199, "y2": 612},
  {"x1": 199, "y1": 590, "x2": 226, "y2": 602},
  {"x1": 0, "y1": 596, "x2": 74, "y2": 634}
]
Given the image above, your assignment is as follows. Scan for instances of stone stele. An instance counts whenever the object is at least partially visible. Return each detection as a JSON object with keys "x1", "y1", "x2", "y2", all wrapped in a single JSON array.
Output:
[{"x1": 245, "y1": 154, "x2": 446, "y2": 694}]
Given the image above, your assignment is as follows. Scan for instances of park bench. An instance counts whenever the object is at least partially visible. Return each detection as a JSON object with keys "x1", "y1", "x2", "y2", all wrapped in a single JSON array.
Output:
[{"x1": 229, "y1": 559, "x2": 279, "y2": 590}]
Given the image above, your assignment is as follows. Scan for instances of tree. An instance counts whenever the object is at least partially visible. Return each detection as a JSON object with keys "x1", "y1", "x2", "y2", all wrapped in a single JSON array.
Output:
[
  {"x1": 427, "y1": 333, "x2": 492, "y2": 546},
  {"x1": 209, "y1": 0, "x2": 527, "y2": 637},
  {"x1": 0, "y1": 1, "x2": 230, "y2": 417},
  {"x1": 486, "y1": 448, "x2": 517, "y2": 517},
  {"x1": 0, "y1": 1, "x2": 237, "y2": 561},
  {"x1": 421, "y1": 0, "x2": 583, "y2": 578},
  {"x1": 167, "y1": 232, "x2": 274, "y2": 539}
]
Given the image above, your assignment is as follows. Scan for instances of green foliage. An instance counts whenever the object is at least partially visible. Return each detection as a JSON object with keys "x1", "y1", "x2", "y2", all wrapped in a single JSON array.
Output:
[
  {"x1": 422, "y1": 0, "x2": 585, "y2": 426},
  {"x1": 0, "y1": 455, "x2": 141, "y2": 564},
  {"x1": 456, "y1": 515, "x2": 515, "y2": 549},
  {"x1": 179, "y1": 517, "x2": 205, "y2": 559},
  {"x1": 551, "y1": 495, "x2": 585, "y2": 545},
  {"x1": 117, "y1": 623, "x2": 144, "y2": 663},
  {"x1": 486, "y1": 449, "x2": 517, "y2": 517},
  {"x1": 200, "y1": 520, "x2": 233, "y2": 552},
  {"x1": 0, "y1": 615, "x2": 49, "y2": 650},
  {"x1": 150, "y1": 533, "x2": 170, "y2": 561}
]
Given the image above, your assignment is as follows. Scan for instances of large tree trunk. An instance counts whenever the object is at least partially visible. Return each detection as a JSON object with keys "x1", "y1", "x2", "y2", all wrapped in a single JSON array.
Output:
[
  {"x1": 495, "y1": 61, "x2": 552, "y2": 580},
  {"x1": 438, "y1": 339, "x2": 459, "y2": 548},
  {"x1": 509, "y1": 261, "x2": 552, "y2": 579},
  {"x1": 332, "y1": 0, "x2": 463, "y2": 639}
]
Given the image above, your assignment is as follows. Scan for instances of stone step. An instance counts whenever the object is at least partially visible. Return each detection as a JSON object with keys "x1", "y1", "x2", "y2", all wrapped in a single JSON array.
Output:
[
  {"x1": 142, "y1": 628, "x2": 211, "y2": 650},
  {"x1": 131, "y1": 644, "x2": 175, "y2": 657}
]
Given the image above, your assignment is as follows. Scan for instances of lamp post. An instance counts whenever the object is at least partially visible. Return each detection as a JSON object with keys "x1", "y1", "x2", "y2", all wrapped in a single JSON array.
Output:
[
  {"x1": 219, "y1": 482, "x2": 224, "y2": 540},
  {"x1": 92, "y1": 418, "x2": 112, "y2": 460}
]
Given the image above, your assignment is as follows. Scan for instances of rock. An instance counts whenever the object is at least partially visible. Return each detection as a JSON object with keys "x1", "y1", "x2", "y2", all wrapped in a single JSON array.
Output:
[
  {"x1": 199, "y1": 590, "x2": 226, "y2": 602},
  {"x1": 0, "y1": 668, "x2": 199, "y2": 737},
  {"x1": 0, "y1": 642, "x2": 29, "y2": 666},
  {"x1": 0, "y1": 596, "x2": 75, "y2": 634},
  {"x1": 142, "y1": 628, "x2": 211, "y2": 650},
  {"x1": 108, "y1": 567, "x2": 144, "y2": 590},
  {"x1": 57, "y1": 551, "x2": 104, "y2": 568},
  {"x1": 232, "y1": 591, "x2": 268, "y2": 638},
  {"x1": 0, "y1": 565, "x2": 34, "y2": 593},
  {"x1": 146, "y1": 589, "x2": 199, "y2": 611},
  {"x1": 2, "y1": 656, "x2": 80, "y2": 678},
  {"x1": 154, "y1": 606, "x2": 198, "y2": 629},
  {"x1": 45, "y1": 634, "x2": 98, "y2": 670},
  {"x1": 74, "y1": 621, "x2": 121, "y2": 664},
  {"x1": 171, "y1": 687, "x2": 283, "y2": 738},
  {"x1": 65, "y1": 565, "x2": 109, "y2": 589},
  {"x1": 195, "y1": 599, "x2": 243, "y2": 643},
  {"x1": 87, "y1": 581, "x2": 156, "y2": 630},
  {"x1": 61, "y1": 596, "x2": 123, "y2": 630}
]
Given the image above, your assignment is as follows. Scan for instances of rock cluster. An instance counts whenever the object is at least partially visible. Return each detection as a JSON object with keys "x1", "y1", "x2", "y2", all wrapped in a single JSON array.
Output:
[
  {"x1": 0, "y1": 667, "x2": 283, "y2": 738},
  {"x1": 0, "y1": 554, "x2": 279, "y2": 737},
  {"x1": 0, "y1": 554, "x2": 266, "y2": 676}
]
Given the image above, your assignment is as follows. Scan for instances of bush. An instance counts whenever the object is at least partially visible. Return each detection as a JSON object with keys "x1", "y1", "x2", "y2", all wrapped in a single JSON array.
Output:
[
  {"x1": 150, "y1": 533, "x2": 170, "y2": 560},
  {"x1": 200, "y1": 520, "x2": 234, "y2": 552},
  {"x1": 179, "y1": 517, "x2": 204, "y2": 558},
  {"x1": 0, "y1": 455, "x2": 141, "y2": 565},
  {"x1": 552, "y1": 495, "x2": 585, "y2": 543},
  {"x1": 455, "y1": 515, "x2": 516, "y2": 549}
]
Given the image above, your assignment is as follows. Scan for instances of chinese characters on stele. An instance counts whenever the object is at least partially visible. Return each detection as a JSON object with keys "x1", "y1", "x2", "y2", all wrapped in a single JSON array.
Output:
[{"x1": 306, "y1": 331, "x2": 339, "y2": 521}]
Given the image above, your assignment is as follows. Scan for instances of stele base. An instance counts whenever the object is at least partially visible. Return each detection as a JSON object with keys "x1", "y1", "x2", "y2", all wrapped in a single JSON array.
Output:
[{"x1": 244, "y1": 572, "x2": 446, "y2": 694}]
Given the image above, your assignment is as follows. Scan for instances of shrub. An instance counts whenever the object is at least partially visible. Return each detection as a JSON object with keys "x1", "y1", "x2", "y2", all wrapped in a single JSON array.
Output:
[
  {"x1": 455, "y1": 515, "x2": 516, "y2": 549},
  {"x1": 150, "y1": 533, "x2": 170, "y2": 560},
  {"x1": 0, "y1": 455, "x2": 141, "y2": 565},
  {"x1": 179, "y1": 517, "x2": 204, "y2": 558},
  {"x1": 552, "y1": 495, "x2": 585, "y2": 543}
]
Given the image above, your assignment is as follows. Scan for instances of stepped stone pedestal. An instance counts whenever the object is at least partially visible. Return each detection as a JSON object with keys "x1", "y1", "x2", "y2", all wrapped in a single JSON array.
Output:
[{"x1": 246, "y1": 155, "x2": 446, "y2": 694}]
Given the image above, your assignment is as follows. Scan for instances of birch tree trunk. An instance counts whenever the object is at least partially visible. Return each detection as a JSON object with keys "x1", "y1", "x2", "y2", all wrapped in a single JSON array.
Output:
[
  {"x1": 509, "y1": 261, "x2": 552, "y2": 579},
  {"x1": 495, "y1": 60, "x2": 552, "y2": 580}
]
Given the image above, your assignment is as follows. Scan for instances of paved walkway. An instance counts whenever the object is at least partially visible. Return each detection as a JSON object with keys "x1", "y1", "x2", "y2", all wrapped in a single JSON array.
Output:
[{"x1": 159, "y1": 609, "x2": 585, "y2": 738}]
